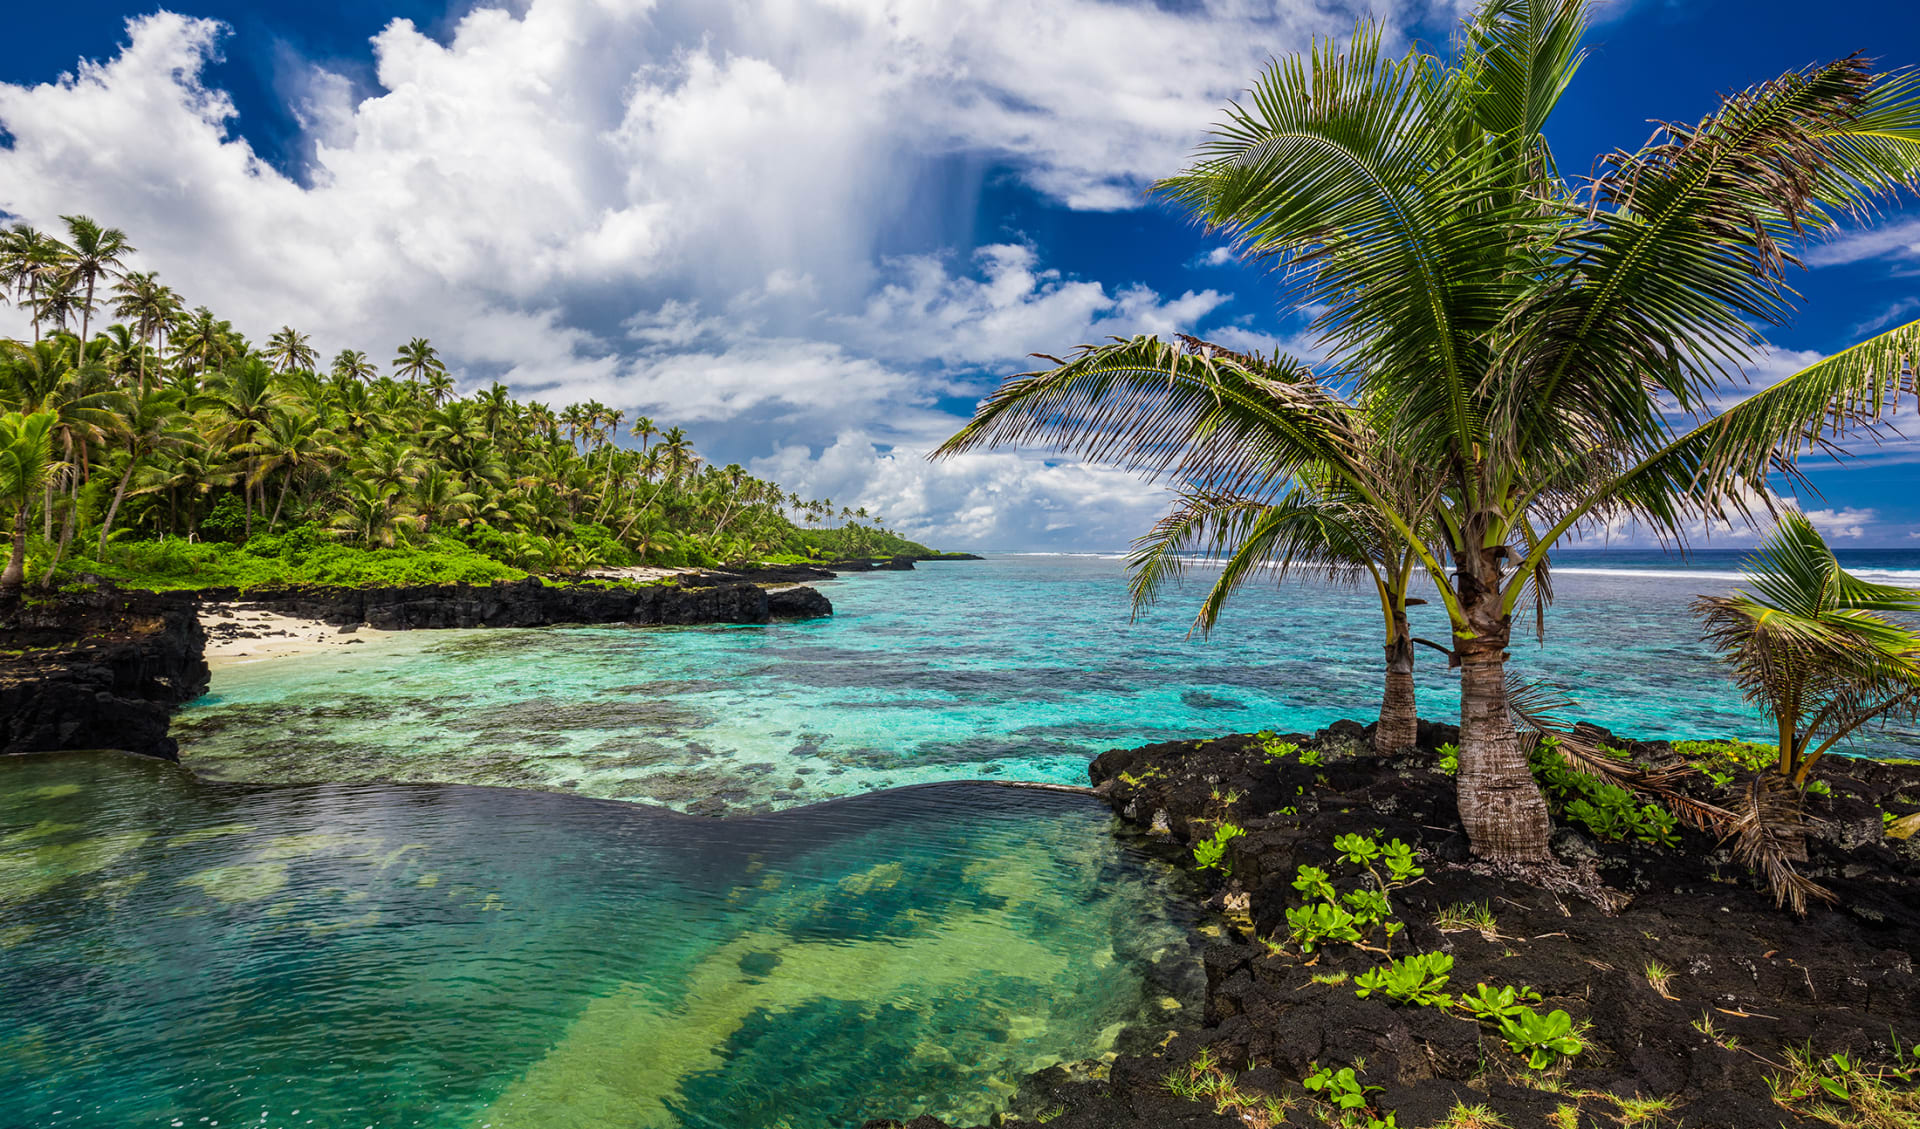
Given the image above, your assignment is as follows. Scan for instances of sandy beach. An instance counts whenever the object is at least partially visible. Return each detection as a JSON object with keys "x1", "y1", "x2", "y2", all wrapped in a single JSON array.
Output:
[{"x1": 200, "y1": 604, "x2": 394, "y2": 667}]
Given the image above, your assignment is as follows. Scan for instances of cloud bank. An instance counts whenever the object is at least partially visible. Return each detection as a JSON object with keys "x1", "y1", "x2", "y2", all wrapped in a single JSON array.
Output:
[{"x1": 0, "y1": 0, "x2": 1412, "y2": 548}]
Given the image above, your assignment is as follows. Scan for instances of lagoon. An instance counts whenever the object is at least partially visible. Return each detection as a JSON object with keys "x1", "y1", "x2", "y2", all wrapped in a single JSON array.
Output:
[
  {"x1": 0, "y1": 753, "x2": 1198, "y2": 1129},
  {"x1": 173, "y1": 552, "x2": 1920, "y2": 813}
]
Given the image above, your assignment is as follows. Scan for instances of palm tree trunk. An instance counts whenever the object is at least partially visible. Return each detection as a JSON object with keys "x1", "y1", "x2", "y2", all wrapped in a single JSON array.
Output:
[
  {"x1": 1375, "y1": 624, "x2": 1418, "y2": 752},
  {"x1": 99, "y1": 461, "x2": 138, "y2": 553},
  {"x1": 1452, "y1": 555, "x2": 1553, "y2": 861},
  {"x1": 2, "y1": 504, "x2": 28, "y2": 591},
  {"x1": 269, "y1": 476, "x2": 292, "y2": 532},
  {"x1": 42, "y1": 502, "x2": 77, "y2": 589}
]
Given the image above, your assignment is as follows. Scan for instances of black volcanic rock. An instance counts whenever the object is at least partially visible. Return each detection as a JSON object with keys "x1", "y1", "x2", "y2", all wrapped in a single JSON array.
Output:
[
  {"x1": 767, "y1": 586, "x2": 833, "y2": 619},
  {"x1": 870, "y1": 725, "x2": 1920, "y2": 1129},
  {"x1": 212, "y1": 576, "x2": 830, "y2": 629},
  {"x1": 0, "y1": 587, "x2": 209, "y2": 760},
  {"x1": 3, "y1": 578, "x2": 834, "y2": 763}
]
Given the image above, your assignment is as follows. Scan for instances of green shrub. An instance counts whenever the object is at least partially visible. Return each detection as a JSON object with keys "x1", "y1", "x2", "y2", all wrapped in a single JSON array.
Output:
[{"x1": 1354, "y1": 952, "x2": 1454, "y2": 1007}]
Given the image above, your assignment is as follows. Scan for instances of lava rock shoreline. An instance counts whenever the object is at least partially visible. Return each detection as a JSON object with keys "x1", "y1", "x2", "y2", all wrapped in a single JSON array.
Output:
[
  {"x1": 868, "y1": 723, "x2": 1920, "y2": 1129},
  {"x1": 1, "y1": 573, "x2": 836, "y2": 760},
  {"x1": 0, "y1": 587, "x2": 210, "y2": 760}
]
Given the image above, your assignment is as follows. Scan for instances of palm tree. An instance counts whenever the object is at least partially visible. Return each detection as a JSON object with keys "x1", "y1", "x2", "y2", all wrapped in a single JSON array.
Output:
[
  {"x1": 97, "y1": 386, "x2": 193, "y2": 550},
  {"x1": 25, "y1": 274, "x2": 81, "y2": 338},
  {"x1": 1696, "y1": 515, "x2": 1920, "y2": 789},
  {"x1": 1128, "y1": 437, "x2": 1438, "y2": 752},
  {"x1": 329, "y1": 477, "x2": 405, "y2": 547},
  {"x1": 422, "y1": 369, "x2": 456, "y2": 406},
  {"x1": 60, "y1": 216, "x2": 135, "y2": 347},
  {"x1": 170, "y1": 307, "x2": 240, "y2": 378},
  {"x1": 111, "y1": 272, "x2": 180, "y2": 389},
  {"x1": 392, "y1": 337, "x2": 446, "y2": 384},
  {"x1": 0, "y1": 411, "x2": 61, "y2": 590},
  {"x1": 331, "y1": 349, "x2": 378, "y2": 383},
  {"x1": 239, "y1": 406, "x2": 343, "y2": 530},
  {"x1": 630, "y1": 415, "x2": 657, "y2": 452},
  {"x1": 265, "y1": 326, "x2": 319, "y2": 374},
  {"x1": 939, "y1": 3, "x2": 1920, "y2": 862},
  {"x1": 1, "y1": 226, "x2": 70, "y2": 344}
]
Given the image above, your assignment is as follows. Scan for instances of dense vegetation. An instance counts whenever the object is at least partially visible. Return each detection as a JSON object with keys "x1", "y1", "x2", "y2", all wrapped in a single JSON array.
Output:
[
  {"x1": 940, "y1": 0, "x2": 1920, "y2": 869},
  {"x1": 0, "y1": 219, "x2": 935, "y2": 592}
]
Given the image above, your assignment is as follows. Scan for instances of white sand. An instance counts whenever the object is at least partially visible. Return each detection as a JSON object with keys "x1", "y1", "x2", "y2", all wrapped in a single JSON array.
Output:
[
  {"x1": 583, "y1": 566, "x2": 699, "y2": 582},
  {"x1": 200, "y1": 605, "x2": 393, "y2": 668}
]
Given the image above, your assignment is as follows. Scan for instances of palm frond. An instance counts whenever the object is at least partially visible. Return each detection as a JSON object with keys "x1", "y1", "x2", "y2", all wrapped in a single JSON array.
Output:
[
  {"x1": 1502, "y1": 55, "x2": 1920, "y2": 470},
  {"x1": 1571, "y1": 318, "x2": 1920, "y2": 540},
  {"x1": 934, "y1": 334, "x2": 1366, "y2": 502},
  {"x1": 1127, "y1": 486, "x2": 1375, "y2": 635}
]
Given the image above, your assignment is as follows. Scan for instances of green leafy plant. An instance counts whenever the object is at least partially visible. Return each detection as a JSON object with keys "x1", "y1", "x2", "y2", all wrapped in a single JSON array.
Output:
[
  {"x1": 1193, "y1": 822, "x2": 1247, "y2": 872},
  {"x1": 1435, "y1": 742, "x2": 1459, "y2": 776},
  {"x1": 1286, "y1": 901, "x2": 1362, "y2": 952},
  {"x1": 1292, "y1": 864, "x2": 1337, "y2": 902},
  {"x1": 1532, "y1": 747, "x2": 1680, "y2": 848},
  {"x1": 1335, "y1": 833, "x2": 1384, "y2": 866},
  {"x1": 1354, "y1": 952, "x2": 1454, "y2": 1007},
  {"x1": 1498, "y1": 1008, "x2": 1586, "y2": 1070},
  {"x1": 1303, "y1": 1064, "x2": 1373, "y2": 1112},
  {"x1": 1258, "y1": 731, "x2": 1301, "y2": 763},
  {"x1": 1458, "y1": 982, "x2": 1542, "y2": 1024}
]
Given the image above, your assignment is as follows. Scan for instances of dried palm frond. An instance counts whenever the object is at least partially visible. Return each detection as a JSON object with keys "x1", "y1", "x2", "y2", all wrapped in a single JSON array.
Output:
[
  {"x1": 1726, "y1": 774, "x2": 1835, "y2": 914},
  {"x1": 1503, "y1": 674, "x2": 1834, "y2": 912}
]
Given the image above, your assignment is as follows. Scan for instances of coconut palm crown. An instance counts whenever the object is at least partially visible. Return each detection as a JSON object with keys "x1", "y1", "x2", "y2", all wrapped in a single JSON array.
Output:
[{"x1": 936, "y1": 0, "x2": 1920, "y2": 862}]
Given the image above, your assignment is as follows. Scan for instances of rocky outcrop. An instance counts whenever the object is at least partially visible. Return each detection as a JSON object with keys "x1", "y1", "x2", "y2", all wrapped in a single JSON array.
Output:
[
  {"x1": 1, "y1": 578, "x2": 832, "y2": 764},
  {"x1": 766, "y1": 585, "x2": 834, "y2": 619},
  {"x1": 869, "y1": 725, "x2": 1920, "y2": 1129},
  {"x1": 206, "y1": 576, "x2": 833, "y2": 629},
  {"x1": 0, "y1": 588, "x2": 209, "y2": 760}
]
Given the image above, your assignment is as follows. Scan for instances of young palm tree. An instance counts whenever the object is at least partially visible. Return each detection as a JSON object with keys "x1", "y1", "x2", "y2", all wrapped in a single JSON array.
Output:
[
  {"x1": 60, "y1": 216, "x2": 135, "y2": 346},
  {"x1": 939, "y1": 2, "x2": 1920, "y2": 861},
  {"x1": 1696, "y1": 514, "x2": 1920, "y2": 788},
  {"x1": 0, "y1": 411, "x2": 61, "y2": 589}
]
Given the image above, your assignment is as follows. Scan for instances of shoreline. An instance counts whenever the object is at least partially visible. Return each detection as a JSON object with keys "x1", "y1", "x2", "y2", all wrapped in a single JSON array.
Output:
[
  {"x1": 865, "y1": 724, "x2": 1920, "y2": 1129},
  {"x1": 200, "y1": 604, "x2": 397, "y2": 668}
]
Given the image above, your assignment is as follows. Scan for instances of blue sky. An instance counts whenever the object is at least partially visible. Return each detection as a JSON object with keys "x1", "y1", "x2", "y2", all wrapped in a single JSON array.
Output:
[{"x1": 4, "y1": 0, "x2": 1918, "y2": 549}]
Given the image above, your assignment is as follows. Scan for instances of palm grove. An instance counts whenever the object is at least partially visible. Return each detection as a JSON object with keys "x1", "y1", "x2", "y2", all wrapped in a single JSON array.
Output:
[
  {"x1": 0, "y1": 220, "x2": 922, "y2": 593},
  {"x1": 940, "y1": 0, "x2": 1920, "y2": 875}
]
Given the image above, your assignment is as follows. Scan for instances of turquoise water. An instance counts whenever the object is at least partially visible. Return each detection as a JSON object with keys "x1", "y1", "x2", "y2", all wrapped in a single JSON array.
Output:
[
  {"x1": 175, "y1": 552, "x2": 1920, "y2": 813},
  {"x1": 0, "y1": 752, "x2": 1200, "y2": 1129}
]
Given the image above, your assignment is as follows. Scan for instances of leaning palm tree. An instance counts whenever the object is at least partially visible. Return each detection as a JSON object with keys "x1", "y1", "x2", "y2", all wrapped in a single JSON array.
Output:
[
  {"x1": 97, "y1": 386, "x2": 194, "y2": 551},
  {"x1": 939, "y1": 2, "x2": 1920, "y2": 862},
  {"x1": 0, "y1": 411, "x2": 61, "y2": 590},
  {"x1": 1696, "y1": 514, "x2": 1920, "y2": 789}
]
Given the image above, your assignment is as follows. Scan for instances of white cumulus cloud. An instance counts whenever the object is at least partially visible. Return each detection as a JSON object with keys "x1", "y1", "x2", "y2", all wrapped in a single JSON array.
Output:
[{"x1": 0, "y1": 0, "x2": 1417, "y2": 548}]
